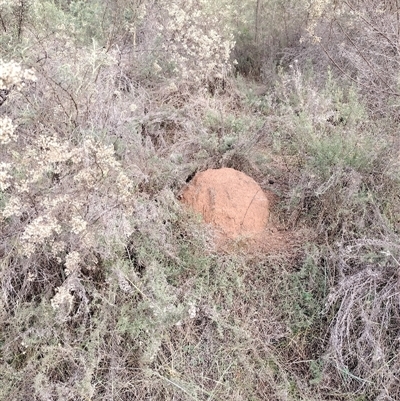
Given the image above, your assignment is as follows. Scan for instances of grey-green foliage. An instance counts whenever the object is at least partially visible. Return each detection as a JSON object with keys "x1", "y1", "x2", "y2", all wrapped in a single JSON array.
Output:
[
  {"x1": 282, "y1": 247, "x2": 327, "y2": 334},
  {"x1": 0, "y1": 0, "x2": 146, "y2": 50},
  {"x1": 307, "y1": 131, "x2": 382, "y2": 179}
]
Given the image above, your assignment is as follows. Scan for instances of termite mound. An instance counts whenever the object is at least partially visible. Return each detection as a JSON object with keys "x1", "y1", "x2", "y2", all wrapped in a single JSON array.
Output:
[{"x1": 181, "y1": 168, "x2": 270, "y2": 239}]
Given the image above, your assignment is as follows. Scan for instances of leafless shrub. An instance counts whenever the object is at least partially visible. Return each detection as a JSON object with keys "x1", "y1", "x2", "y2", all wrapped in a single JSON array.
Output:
[
  {"x1": 232, "y1": 0, "x2": 309, "y2": 81},
  {"x1": 305, "y1": 0, "x2": 400, "y2": 117},
  {"x1": 324, "y1": 239, "x2": 400, "y2": 397}
]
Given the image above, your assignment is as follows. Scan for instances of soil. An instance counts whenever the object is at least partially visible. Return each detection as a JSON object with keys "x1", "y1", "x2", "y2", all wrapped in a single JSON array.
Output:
[
  {"x1": 181, "y1": 167, "x2": 270, "y2": 237},
  {"x1": 181, "y1": 167, "x2": 307, "y2": 254}
]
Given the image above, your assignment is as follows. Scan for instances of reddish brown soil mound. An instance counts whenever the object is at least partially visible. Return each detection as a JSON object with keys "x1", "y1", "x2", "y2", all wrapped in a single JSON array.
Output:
[{"x1": 181, "y1": 168, "x2": 270, "y2": 239}]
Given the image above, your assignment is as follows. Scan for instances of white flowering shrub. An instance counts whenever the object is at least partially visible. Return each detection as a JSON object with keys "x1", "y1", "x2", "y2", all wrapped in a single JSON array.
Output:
[
  {"x1": 0, "y1": 60, "x2": 137, "y2": 318},
  {"x1": 0, "y1": 162, "x2": 12, "y2": 191},
  {"x1": 304, "y1": 0, "x2": 332, "y2": 41},
  {"x1": 0, "y1": 59, "x2": 36, "y2": 90},
  {"x1": 0, "y1": 116, "x2": 16, "y2": 144},
  {"x1": 2, "y1": 132, "x2": 135, "y2": 266},
  {"x1": 152, "y1": 0, "x2": 235, "y2": 83},
  {"x1": 1, "y1": 139, "x2": 135, "y2": 325},
  {"x1": 0, "y1": 60, "x2": 36, "y2": 144}
]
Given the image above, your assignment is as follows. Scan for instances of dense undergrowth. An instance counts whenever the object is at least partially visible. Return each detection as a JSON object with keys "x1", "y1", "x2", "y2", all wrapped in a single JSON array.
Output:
[{"x1": 1, "y1": 1, "x2": 400, "y2": 400}]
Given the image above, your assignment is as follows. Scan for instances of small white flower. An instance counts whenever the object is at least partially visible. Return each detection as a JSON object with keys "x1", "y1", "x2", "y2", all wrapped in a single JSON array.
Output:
[
  {"x1": 0, "y1": 162, "x2": 12, "y2": 191},
  {"x1": 65, "y1": 251, "x2": 81, "y2": 276},
  {"x1": 153, "y1": 62, "x2": 162, "y2": 73},
  {"x1": 70, "y1": 215, "x2": 87, "y2": 234},
  {"x1": 0, "y1": 116, "x2": 17, "y2": 144},
  {"x1": 188, "y1": 302, "x2": 197, "y2": 319},
  {"x1": 2, "y1": 196, "x2": 23, "y2": 218},
  {"x1": 51, "y1": 285, "x2": 74, "y2": 313}
]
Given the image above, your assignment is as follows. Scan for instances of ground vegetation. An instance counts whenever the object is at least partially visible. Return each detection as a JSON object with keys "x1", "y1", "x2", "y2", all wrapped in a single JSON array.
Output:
[{"x1": 1, "y1": 1, "x2": 400, "y2": 400}]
